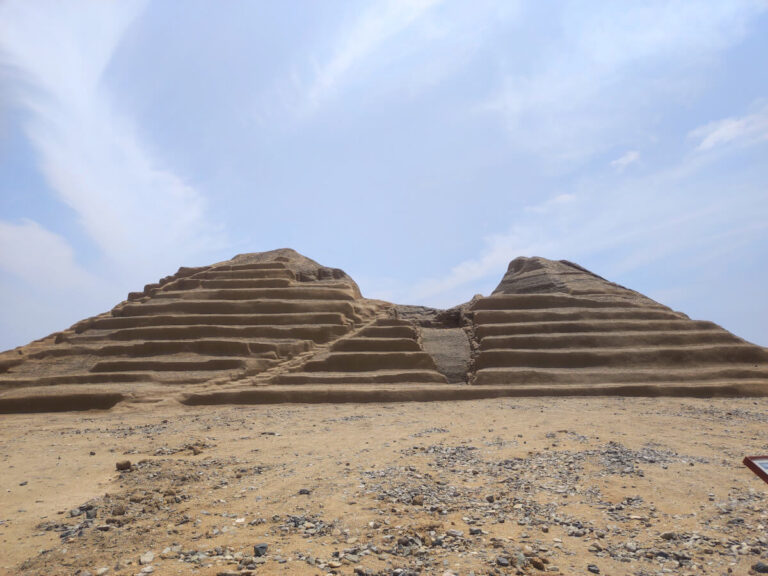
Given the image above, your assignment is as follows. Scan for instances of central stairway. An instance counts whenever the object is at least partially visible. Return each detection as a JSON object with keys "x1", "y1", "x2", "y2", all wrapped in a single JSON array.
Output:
[{"x1": 272, "y1": 318, "x2": 448, "y2": 385}]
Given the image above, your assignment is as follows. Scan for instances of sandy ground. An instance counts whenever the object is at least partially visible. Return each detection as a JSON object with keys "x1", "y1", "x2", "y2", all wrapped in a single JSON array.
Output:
[{"x1": 1, "y1": 397, "x2": 767, "y2": 576}]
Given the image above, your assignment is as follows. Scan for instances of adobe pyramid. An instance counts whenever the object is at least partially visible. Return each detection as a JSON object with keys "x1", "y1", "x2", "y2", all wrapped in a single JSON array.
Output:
[
  {"x1": 469, "y1": 257, "x2": 768, "y2": 392},
  {"x1": 0, "y1": 250, "x2": 766, "y2": 412}
]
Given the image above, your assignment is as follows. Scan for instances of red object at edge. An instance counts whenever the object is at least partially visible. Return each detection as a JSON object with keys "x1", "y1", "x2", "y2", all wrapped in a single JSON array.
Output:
[{"x1": 743, "y1": 456, "x2": 768, "y2": 484}]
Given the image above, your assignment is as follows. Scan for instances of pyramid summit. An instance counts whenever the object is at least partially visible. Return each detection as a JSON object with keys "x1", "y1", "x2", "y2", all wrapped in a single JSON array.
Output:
[{"x1": 1, "y1": 250, "x2": 766, "y2": 412}]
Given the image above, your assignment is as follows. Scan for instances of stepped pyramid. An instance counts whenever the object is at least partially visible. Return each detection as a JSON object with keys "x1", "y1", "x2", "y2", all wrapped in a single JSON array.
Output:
[
  {"x1": 468, "y1": 257, "x2": 768, "y2": 394},
  {"x1": 1, "y1": 251, "x2": 766, "y2": 412}
]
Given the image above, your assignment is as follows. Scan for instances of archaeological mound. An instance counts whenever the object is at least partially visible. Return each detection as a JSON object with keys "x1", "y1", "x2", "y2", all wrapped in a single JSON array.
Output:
[{"x1": 1, "y1": 248, "x2": 766, "y2": 412}]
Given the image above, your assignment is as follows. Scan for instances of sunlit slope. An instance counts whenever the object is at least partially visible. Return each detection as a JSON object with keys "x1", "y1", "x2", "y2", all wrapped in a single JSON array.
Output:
[{"x1": 469, "y1": 257, "x2": 768, "y2": 391}]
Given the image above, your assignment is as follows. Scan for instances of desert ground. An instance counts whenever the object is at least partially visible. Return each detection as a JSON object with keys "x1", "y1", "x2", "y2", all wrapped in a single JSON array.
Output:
[{"x1": 1, "y1": 397, "x2": 767, "y2": 576}]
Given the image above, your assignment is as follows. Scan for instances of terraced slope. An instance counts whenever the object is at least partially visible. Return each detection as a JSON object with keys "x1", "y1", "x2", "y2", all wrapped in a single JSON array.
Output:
[
  {"x1": 2, "y1": 251, "x2": 766, "y2": 411},
  {"x1": 470, "y1": 257, "x2": 768, "y2": 393},
  {"x1": 272, "y1": 318, "x2": 448, "y2": 385},
  {"x1": 0, "y1": 249, "x2": 378, "y2": 409}
]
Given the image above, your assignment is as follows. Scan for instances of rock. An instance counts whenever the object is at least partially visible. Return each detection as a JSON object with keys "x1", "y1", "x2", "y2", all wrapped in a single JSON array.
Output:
[
  {"x1": 587, "y1": 565, "x2": 600, "y2": 574},
  {"x1": 753, "y1": 562, "x2": 768, "y2": 574},
  {"x1": 660, "y1": 531, "x2": 677, "y2": 540},
  {"x1": 69, "y1": 508, "x2": 83, "y2": 517},
  {"x1": 529, "y1": 557, "x2": 545, "y2": 570},
  {"x1": 496, "y1": 556, "x2": 510, "y2": 567},
  {"x1": 86, "y1": 508, "x2": 97, "y2": 519},
  {"x1": 115, "y1": 460, "x2": 131, "y2": 471},
  {"x1": 298, "y1": 488, "x2": 311, "y2": 495},
  {"x1": 485, "y1": 494, "x2": 495, "y2": 503},
  {"x1": 411, "y1": 494, "x2": 424, "y2": 505},
  {"x1": 112, "y1": 504, "x2": 126, "y2": 516},
  {"x1": 469, "y1": 527, "x2": 482, "y2": 535},
  {"x1": 253, "y1": 543, "x2": 268, "y2": 557},
  {"x1": 139, "y1": 551, "x2": 154, "y2": 565}
]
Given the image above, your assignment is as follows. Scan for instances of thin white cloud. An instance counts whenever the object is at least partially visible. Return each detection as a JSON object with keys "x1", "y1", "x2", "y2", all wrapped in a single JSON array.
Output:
[
  {"x1": 0, "y1": 1, "x2": 221, "y2": 278},
  {"x1": 306, "y1": 0, "x2": 444, "y2": 109},
  {"x1": 524, "y1": 193, "x2": 576, "y2": 214},
  {"x1": 484, "y1": 1, "x2": 767, "y2": 163},
  {"x1": 610, "y1": 150, "x2": 641, "y2": 171},
  {"x1": 404, "y1": 148, "x2": 768, "y2": 306},
  {"x1": 409, "y1": 194, "x2": 573, "y2": 302},
  {"x1": 689, "y1": 102, "x2": 768, "y2": 151},
  {"x1": 0, "y1": 219, "x2": 118, "y2": 350},
  {"x1": 0, "y1": 219, "x2": 97, "y2": 289}
]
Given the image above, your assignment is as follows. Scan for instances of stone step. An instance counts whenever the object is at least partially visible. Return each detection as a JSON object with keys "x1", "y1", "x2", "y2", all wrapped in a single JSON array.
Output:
[
  {"x1": 374, "y1": 318, "x2": 414, "y2": 327},
  {"x1": 474, "y1": 307, "x2": 684, "y2": 325},
  {"x1": 193, "y1": 269, "x2": 294, "y2": 281},
  {"x1": 0, "y1": 372, "x2": 152, "y2": 386},
  {"x1": 73, "y1": 324, "x2": 349, "y2": 343},
  {"x1": 474, "y1": 344, "x2": 768, "y2": 370},
  {"x1": 273, "y1": 370, "x2": 448, "y2": 385},
  {"x1": 178, "y1": 380, "x2": 768, "y2": 406},
  {"x1": 0, "y1": 357, "x2": 23, "y2": 373},
  {"x1": 479, "y1": 330, "x2": 742, "y2": 350},
  {"x1": 303, "y1": 352, "x2": 438, "y2": 372},
  {"x1": 474, "y1": 319, "x2": 717, "y2": 339},
  {"x1": 152, "y1": 287, "x2": 355, "y2": 301},
  {"x1": 472, "y1": 366, "x2": 768, "y2": 386},
  {"x1": 192, "y1": 269, "x2": 296, "y2": 280},
  {"x1": 29, "y1": 339, "x2": 309, "y2": 359},
  {"x1": 331, "y1": 338, "x2": 421, "y2": 352},
  {"x1": 0, "y1": 391, "x2": 126, "y2": 413},
  {"x1": 213, "y1": 262, "x2": 287, "y2": 271},
  {"x1": 115, "y1": 299, "x2": 357, "y2": 317},
  {"x1": 83, "y1": 312, "x2": 349, "y2": 331},
  {"x1": 357, "y1": 325, "x2": 418, "y2": 339},
  {"x1": 471, "y1": 294, "x2": 661, "y2": 311},
  {"x1": 90, "y1": 357, "x2": 248, "y2": 373},
  {"x1": 165, "y1": 278, "x2": 292, "y2": 291}
]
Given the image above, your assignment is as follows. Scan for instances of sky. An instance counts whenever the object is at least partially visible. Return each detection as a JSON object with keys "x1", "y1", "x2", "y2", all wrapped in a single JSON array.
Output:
[{"x1": 0, "y1": 0, "x2": 767, "y2": 351}]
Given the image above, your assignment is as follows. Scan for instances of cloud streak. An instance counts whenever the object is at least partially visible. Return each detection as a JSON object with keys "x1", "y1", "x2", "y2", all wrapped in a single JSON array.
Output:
[
  {"x1": 0, "y1": 219, "x2": 98, "y2": 290},
  {"x1": 0, "y1": 0, "x2": 221, "y2": 277},
  {"x1": 611, "y1": 150, "x2": 641, "y2": 171},
  {"x1": 689, "y1": 102, "x2": 768, "y2": 151},
  {"x1": 404, "y1": 142, "x2": 768, "y2": 308},
  {"x1": 306, "y1": 0, "x2": 443, "y2": 109},
  {"x1": 484, "y1": 1, "x2": 767, "y2": 162},
  {"x1": 0, "y1": 218, "x2": 115, "y2": 350}
]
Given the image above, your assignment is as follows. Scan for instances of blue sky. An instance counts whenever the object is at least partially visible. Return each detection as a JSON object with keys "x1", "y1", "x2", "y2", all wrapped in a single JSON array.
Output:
[{"x1": 1, "y1": 0, "x2": 767, "y2": 351}]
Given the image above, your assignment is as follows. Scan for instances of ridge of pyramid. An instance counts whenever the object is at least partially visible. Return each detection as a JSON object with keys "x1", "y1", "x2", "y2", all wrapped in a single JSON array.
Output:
[{"x1": 215, "y1": 248, "x2": 362, "y2": 298}]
